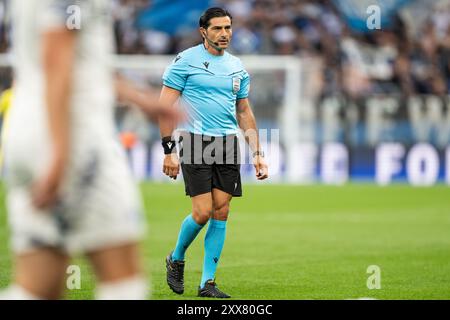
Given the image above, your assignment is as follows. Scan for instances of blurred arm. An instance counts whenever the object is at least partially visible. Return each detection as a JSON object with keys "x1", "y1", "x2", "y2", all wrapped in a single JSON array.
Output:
[
  {"x1": 115, "y1": 76, "x2": 183, "y2": 124},
  {"x1": 43, "y1": 27, "x2": 75, "y2": 163},
  {"x1": 32, "y1": 27, "x2": 76, "y2": 209}
]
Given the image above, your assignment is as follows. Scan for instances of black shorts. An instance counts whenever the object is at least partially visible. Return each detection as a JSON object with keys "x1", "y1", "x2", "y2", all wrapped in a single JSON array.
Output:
[{"x1": 179, "y1": 132, "x2": 242, "y2": 198}]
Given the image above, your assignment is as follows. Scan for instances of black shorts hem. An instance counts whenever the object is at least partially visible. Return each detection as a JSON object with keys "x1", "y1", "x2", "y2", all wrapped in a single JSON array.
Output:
[
  {"x1": 184, "y1": 188, "x2": 243, "y2": 198},
  {"x1": 212, "y1": 186, "x2": 242, "y2": 197}
]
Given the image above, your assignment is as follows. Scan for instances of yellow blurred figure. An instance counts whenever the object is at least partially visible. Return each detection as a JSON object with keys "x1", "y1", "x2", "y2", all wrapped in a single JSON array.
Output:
[{"x1": 0, "y1": 87, "x2": 13, "y2": 168}]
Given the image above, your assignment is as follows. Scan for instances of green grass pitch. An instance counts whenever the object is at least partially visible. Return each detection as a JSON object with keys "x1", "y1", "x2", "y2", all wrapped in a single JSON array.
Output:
[{"x1": 0, "y1": 182, "x2": 449, "y2": 299}]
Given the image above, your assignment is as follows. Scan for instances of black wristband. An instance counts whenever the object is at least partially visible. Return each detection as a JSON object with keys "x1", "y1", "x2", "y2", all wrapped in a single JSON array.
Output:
[{"x1": 162, "y1": 136, "x2": 176, "y2": 155}]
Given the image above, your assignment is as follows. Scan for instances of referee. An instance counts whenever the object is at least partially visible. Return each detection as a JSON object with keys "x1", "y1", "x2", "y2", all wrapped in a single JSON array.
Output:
[{"x1": 159, "y1": 7, "x2": 268, "y2": 298}]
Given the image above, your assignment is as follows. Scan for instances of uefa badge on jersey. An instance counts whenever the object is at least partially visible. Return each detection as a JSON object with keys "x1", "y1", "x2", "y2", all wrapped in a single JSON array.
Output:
[{"x1": 232, "y1": 77, "x2": 241, "y2": 95}]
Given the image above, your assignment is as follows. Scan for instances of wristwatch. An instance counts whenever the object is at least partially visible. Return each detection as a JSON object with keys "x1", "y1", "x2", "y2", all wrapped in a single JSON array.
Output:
[{"x1": 253, "y1": 150, "x2": 265, "y2": 158}]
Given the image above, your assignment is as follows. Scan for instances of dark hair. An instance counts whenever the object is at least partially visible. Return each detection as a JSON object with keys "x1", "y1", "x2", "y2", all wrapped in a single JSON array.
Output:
[{"x1": 199, "y1": 7, "x2": 232, "y2": 29}]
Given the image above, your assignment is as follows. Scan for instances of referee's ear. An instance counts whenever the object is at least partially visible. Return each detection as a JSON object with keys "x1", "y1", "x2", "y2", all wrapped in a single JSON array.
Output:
[{"x1": 199, "y1": 27, "x2": 207, "y2": 40}]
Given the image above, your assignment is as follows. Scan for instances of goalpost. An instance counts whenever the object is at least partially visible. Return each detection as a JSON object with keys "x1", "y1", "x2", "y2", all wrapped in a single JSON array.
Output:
[
  {"x1": 0, "y1": 53, "x2": 303, "y2": 182},
  {"x1": 114, "y1": 55, "x2": 303, "y2": 182}
]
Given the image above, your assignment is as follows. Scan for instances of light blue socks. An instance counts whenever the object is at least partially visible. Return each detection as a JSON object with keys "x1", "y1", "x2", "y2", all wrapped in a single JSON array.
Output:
[
  {"x1": 172, "y1": 214, "x2": 204, "y2": 261},
  {"x1": 200, "y1": 219, "x2": 227, "y2": 288}
]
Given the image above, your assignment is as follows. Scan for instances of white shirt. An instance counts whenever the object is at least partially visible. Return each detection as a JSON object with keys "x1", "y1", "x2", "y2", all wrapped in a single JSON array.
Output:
[{"x1": 8, "y1": 0, "x2": 116, "y2": 170}]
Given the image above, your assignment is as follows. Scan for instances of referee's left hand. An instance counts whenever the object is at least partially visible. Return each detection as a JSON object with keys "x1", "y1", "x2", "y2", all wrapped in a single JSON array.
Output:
[{"x1": 253, "y1": 156, "x2": 268, "y2": 180}]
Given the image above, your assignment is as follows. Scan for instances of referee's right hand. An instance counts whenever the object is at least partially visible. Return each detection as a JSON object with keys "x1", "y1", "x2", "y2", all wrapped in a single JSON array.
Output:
[{"x1": 163, "y1": 154, "x2": 180, "y2": 180}]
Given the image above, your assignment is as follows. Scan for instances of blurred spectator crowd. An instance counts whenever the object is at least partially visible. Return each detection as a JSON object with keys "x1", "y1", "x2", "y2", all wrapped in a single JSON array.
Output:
[{"x1": 0, "y1": 0, "x2": 449, "y2": 96}]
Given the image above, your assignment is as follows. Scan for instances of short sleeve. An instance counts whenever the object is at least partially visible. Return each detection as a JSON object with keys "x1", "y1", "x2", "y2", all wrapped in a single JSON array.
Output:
[
  {"x1": 237, "y1": 70, "x2": 250, "y2": 99},
  {"x1": 162, "y1": 54, "x2": 189, "y2": 92}
]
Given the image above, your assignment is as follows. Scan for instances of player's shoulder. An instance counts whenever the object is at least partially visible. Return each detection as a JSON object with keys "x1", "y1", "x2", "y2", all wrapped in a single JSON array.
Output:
[{"x1": 172, "y1": 45, "x2": 203, "y2": 64}]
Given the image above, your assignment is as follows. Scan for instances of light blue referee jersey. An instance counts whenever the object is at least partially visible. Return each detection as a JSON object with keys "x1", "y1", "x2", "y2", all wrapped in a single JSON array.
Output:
[{"x1": 162, "y1": 44, "x2": 250, "y2": 136}]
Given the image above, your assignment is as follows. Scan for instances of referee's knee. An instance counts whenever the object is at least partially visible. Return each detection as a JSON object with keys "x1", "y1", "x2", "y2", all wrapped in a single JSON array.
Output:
[
  {"x1": 213, "y1": 203, "x2": 230, "y2": 221},
  {"x1": 192, "y1": 207, "x2": 213, "y2": 225}
]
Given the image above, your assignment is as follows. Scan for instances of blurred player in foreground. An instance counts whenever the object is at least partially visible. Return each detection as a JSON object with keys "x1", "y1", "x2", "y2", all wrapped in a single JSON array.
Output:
[
  {"x1": 0, "y1": 0, "x2": 180, "y2": 300},
  {"x1": 159, "y1": 7, "x2": 268, "y2": 298}
]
